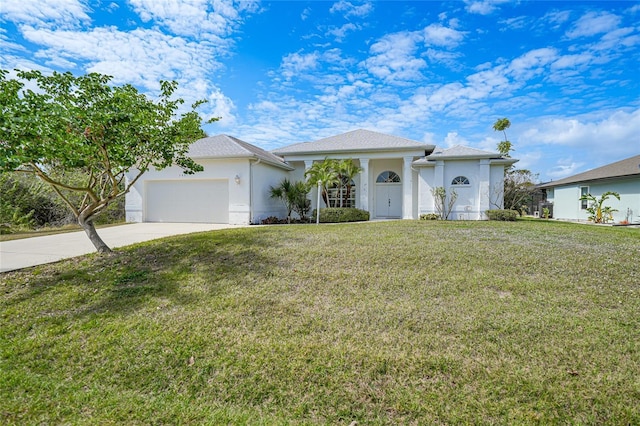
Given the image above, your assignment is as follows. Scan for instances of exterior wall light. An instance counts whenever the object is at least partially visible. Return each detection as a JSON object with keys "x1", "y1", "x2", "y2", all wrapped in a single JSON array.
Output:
[{"x1": 234, "y1": 175, "x2": 241, "y2": 184}]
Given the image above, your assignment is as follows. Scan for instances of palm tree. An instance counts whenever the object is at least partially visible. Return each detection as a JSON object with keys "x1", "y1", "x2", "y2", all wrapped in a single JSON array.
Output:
[
  {"x1": 337, "y1": 159, "x2": 362, "y2": 207},
  {"x1": 579, "y1": 191, "x2": 620, "y2": 223},
  {"x1": 290, "y1": 180, "x2": 311, "y2": 221},
  {"x1": 492, "y1": 117, "x2": 512, "y2": 158},
  {"x1": 269, "y1": 178, "x2": 296, "y2": 223},
  {"x1": 304, "y1": 159, "x2": 339, "y2": 207}
]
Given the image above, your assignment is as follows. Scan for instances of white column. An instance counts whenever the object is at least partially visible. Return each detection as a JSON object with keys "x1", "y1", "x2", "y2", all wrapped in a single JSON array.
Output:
[
  {"x1": 304, "y1": 160, "x2": 316, "y2": 211},
  {"x1": 433, "y1": 160, "x2": 445, "y2": 214},
  {"x1": 403, "y1": 156, "x2": 414, "y2": 219},
  {"x1": 478, "y1": 159, "x2": 491, "y2": 220},
  {"x1": 359, "y1": 158, "x2": 369, "y2": 212},
  {"x1": 304, "y1": 160, "x2": 314, "y2": 174},
  {"x1": 434, "y1": 160, "x2": 444, "y2": 187}
]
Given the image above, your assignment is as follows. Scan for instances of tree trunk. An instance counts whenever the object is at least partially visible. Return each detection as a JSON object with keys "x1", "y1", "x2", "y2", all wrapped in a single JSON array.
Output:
[{"x1": 79, "y1": 218, "x2": 113, "y2": 254}]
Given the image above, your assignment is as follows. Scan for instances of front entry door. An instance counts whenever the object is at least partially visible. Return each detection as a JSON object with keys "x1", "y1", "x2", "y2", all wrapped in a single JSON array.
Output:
[{"x1": 376, "y1": 184, "x2": 402, "y2": 218}]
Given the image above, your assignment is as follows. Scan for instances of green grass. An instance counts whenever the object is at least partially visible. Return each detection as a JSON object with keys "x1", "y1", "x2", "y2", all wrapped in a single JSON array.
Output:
[{"x1": 1, "y1": 220, "x2": 639, "y2": 424}]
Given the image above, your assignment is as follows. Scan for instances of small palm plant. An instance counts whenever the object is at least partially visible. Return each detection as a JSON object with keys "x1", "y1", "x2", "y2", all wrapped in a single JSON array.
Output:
[
  {"x1": 579, "y1": 191, "x2": 620, "y2": 223},
  {"x1": 269, "y1": 179, "x2": 310, "y2": 223}
]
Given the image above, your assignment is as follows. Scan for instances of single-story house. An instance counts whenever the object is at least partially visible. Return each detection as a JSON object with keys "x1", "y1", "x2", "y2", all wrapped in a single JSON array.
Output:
[
  {"x1": 125, "y1": 129, "x2": 516, "y2": 224},
  {"x1": 538, "y1": 154, "x2": 640, "y2": 223}
]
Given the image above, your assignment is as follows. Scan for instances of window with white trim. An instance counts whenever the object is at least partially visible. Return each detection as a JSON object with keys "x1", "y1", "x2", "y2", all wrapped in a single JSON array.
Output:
[
  {"x1": 376, "y1": 171, "x2": 401, "y2": 183},
  {"x1": 580, "y1": 186, "x2": 589, "y2": 209},
  {"x1": 451, "y1": 176, "x2": 470, "y2": 185},
  {"x1": 328, "y1": 178, "x2": 356, "y2": 208}
]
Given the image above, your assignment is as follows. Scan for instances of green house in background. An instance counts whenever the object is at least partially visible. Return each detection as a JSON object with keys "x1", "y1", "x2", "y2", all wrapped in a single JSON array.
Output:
[{"x1": 538, "y1": 155, "x2": 640, "y2": 224}]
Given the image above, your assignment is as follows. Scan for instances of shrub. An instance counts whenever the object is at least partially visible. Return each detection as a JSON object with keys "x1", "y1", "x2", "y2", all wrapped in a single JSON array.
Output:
[
  {"x1": 312, "y1": 208, "x2": 370, "y2": 223},
  {"x1": 260, "y1": 216, "x2": 287, "y2": 225},
  {"x1": 486, "y1": 209, "x2": 518, "y2": 221},
  {"x1": 419, "y1": 213, "x2": 440, "y2": 221}
]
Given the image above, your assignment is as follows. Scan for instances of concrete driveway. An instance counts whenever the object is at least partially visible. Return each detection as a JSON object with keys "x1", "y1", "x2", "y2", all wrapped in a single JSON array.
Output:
[{"x1": 0, "y1": 223, "x2": 246, "y2": 273}]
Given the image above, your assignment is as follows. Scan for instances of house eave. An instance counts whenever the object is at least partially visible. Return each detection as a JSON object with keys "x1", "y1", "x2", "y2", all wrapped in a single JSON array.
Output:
[
  {"x1": 537, "y1": 173, "x2": 640, "y2": 189},
  {"x1": 413, "y1": 157, "x2": 517, "y2": 167},
  {"x1": 191, "y1": 154, "x2": 294, "y2": 171},
  {"x1": 274, "y1": 145, "x2": 435, "y2": 157}
]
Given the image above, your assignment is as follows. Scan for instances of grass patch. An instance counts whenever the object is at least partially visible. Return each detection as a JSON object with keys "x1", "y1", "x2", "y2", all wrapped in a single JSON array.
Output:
[{"x1": 1, "y1": 221, "x2": 639, "y2": 424}]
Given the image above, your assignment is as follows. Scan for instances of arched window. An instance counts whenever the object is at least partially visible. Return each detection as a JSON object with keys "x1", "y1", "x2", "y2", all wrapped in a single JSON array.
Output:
[
  {"x1": 451, "y1": 176, "x2": 470, "y2": 185},
  {"x1": 376, "y1": 171, "x2": 401, "y2": 183}
]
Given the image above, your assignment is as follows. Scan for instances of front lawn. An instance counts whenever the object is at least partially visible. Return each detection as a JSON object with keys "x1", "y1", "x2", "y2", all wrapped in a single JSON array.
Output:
[{"x1": 1, "y1": 220, "x2": 639, "y2": 424}]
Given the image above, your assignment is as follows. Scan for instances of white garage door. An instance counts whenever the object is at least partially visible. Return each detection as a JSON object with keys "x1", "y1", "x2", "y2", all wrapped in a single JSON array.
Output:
[{"x1": 145, "y1": 179, "x2": 229, "y2": 223}]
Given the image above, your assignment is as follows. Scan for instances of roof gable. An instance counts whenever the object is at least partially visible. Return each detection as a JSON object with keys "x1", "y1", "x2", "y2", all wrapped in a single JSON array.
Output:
[
  {"x1": 539, "y1": 154, "x2": 640, "y2": 188},
  {"x1": 413, "y1": 145, "x2": 516, "y2": 166},
  {"x1": 272, "y1": 129, "x2": 433, "y2": 155},
  {"x1": 427, "y1": 145, "x2": 501, "y2": 159},
  {"x1": 188, "y1": 134, "x2": 292, "y2": 170}
]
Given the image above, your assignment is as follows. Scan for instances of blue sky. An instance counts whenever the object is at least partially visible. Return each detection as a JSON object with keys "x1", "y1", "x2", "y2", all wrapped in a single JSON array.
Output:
[{"x1": 1, "y1": 0, "x2": 639, "y2": 181}]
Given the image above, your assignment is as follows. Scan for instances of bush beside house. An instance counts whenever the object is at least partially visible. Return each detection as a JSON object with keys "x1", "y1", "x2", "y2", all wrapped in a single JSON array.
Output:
[
  {"x1": 486, "y1": 209, "x2": 518, "y2": 221},
  {"x1": 313, "y1": 208, "x2": 370, "y2": 223}
]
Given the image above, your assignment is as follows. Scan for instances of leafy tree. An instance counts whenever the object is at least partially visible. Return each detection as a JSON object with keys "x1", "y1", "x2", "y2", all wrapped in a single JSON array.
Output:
[
  {"x1": 0, "y1": 69, "x2": 213, "y2": 253},
  {"x1": 579, "y1": 191, "x2": 620, "y2": 223},
  {"x1": 304, "y1": 159, "x2": 340, "y2": 207},
  {"x1": 503, "y1": 169, "x2": 538, "y2": 213},
  {"x1": 269, "y1": 178, "x2": 310, "y2": 223},
  {"x1": 493, "y1": 117, "x2": 512, "y2": 158}
]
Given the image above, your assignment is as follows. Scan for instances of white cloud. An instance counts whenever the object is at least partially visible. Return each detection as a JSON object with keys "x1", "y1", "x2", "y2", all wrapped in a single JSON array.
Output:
[
  {"x1": 129, "y1": 0, "x2": 260, "y2": 39},
  {"x1": 541, "y1": 10, "x2": 572, "y2": 29},
  {"x1": 443, "y1": 131, "x2": 469, "y2": 147},
  {"x1": 206, "y1": 87, "x2": 237, "y2": 126},
  {"x1": 0, "y1": 0, "x2": 90, "y2": 28},
  {"x1": 326, "y1": 22, "x2": 360, "y2": 42},
  {"x1": 546, "y1": 158, "x2": 584, "y2": 180},
  {"x1": 498, "y1": 16, "x2": 530, "y2": 31},
  {"x1": 21, "y1": 26, "x2": 220, "y2": 88},
  {"x1": 329, "y1": 1, "x2": 373, "y2": 19},
  {"x1": 507, "y1": 47, "x2": 558, "y2": 81},
  {"x1": 360, "y1": 22, "x2": 465, "y2": 82},
  {"x1": 279, "y1": 51, "x2": 320, "y2": 81},
  {"x1": 464, "y1": 0, "x2": 509, "y2": 15},
  {"x1": 566, "y1": 11, "x2": 621, "y2": 39},
  {"x1": 423, "y1": 23, "x2": 465, "y2": 48},
  {"x1": 519, "y1": 108, "x2": 640, "y2": 162},
  {"x1": 362, "y1": 31, "x2": 426, "y2": 84},
  {"x1": 301, "y1": 7, "x2": 311, "y2": 21},
  {"x1": 592, "y1": 27, "x2": 640, "y2": 51}
]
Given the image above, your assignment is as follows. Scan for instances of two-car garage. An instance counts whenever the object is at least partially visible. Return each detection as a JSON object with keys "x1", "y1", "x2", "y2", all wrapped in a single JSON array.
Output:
[{"x1": 144, "y1": 179, "x2": 229, "y2": 224}]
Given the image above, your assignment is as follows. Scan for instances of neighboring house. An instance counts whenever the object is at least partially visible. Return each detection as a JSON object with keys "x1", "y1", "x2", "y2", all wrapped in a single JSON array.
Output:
[
  {"x1": 125, "y1": 129, "x2": 516, "y2": 224},
  {"x1": 538, "y1": 155, "x2": 640, "y2": 223}
]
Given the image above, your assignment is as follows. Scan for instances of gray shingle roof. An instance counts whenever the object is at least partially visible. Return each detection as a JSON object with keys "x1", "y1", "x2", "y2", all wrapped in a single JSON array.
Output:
[
  {"x1": 413, "y1": 145, "x2": 515, "y2": 165},
  {"x1": 188, "y1": 134, "x2": 293, "y2": 170},
  {"x1": 272, "y1": 129, "x2": 434, "y2": 155},
  {"x1": 538, "y1": 154, "x2": 640, "y2": 188}
]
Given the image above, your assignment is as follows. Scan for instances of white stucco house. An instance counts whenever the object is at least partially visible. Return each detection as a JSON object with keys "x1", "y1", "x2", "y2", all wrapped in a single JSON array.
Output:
[
  {"x1": 538, "y1": 155, "x2": 640, "y2": 223},
  {"x1": 125, "y1": 129, "x2": 516, "y2": 224}
]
